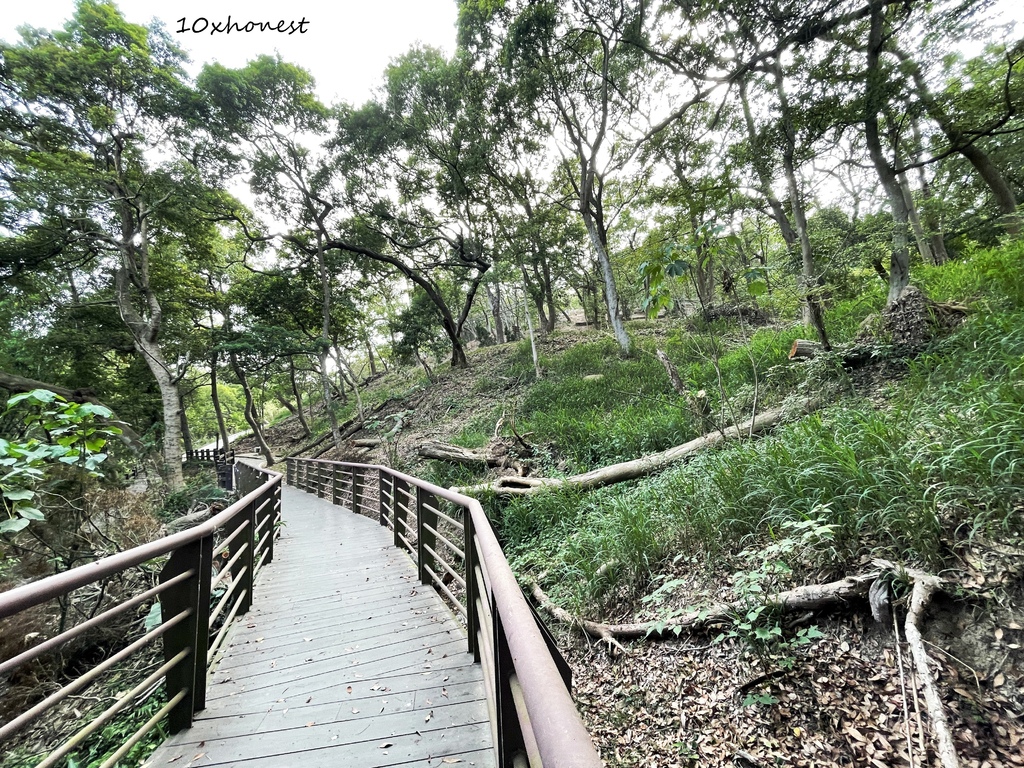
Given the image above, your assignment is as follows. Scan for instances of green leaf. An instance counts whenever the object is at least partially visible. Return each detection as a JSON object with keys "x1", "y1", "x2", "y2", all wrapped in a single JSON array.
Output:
[
  {"x1": 0, "y1": 518, "x2": 31, "y2": 533},
  {"x1": 2, "y1": 488, "x2": 35, "y2": 501},
  {"x1": 18, "y1": 506, "x2": 45, "y2": 521},
  {"x1": 144, "y1": 602, "x2": 162, "y2": 632}
]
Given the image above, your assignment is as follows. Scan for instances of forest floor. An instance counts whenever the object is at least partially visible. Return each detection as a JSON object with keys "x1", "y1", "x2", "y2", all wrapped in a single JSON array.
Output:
[{"x1": 239, "y1": 306, "x2": 1024, "y2": 768}]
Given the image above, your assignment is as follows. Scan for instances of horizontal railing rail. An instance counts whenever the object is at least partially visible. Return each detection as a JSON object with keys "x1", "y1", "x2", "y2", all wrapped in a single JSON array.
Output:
[
  {"x1": 0, "y1": 461, "x2": 281, "y2": 766},
  {"x1": 287, "y1": 457, "x2": 601, "y2": 768}
]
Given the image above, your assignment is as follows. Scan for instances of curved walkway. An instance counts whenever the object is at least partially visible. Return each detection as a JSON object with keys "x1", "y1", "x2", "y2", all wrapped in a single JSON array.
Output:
[{"x1": 146, "y1": 485, "x2": 492, "y2": 768}]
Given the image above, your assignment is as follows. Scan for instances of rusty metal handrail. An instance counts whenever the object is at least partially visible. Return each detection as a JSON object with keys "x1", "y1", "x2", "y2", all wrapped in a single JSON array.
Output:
[
  {"x1": 286, "y1": 457, "x2": 601, "y2": 768},
  {"x1": 0, "y1": 461, "x2": 282, "y2": 765}
]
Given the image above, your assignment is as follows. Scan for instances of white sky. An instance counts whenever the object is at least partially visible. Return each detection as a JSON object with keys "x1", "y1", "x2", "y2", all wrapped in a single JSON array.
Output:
[{"x1": 0, "y1": 0, "x2": 459, "y2": 107}]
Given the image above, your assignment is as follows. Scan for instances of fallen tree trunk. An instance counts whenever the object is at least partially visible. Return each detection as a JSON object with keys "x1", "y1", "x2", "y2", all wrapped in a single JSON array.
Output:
[
  {"x1": 531, "y1": 569, "x2": 880, "y2": 648},
  {"x1": 456, "y1": 398, "x2": 818, "y2": 497},
  {"x1": 533, "y1": 563, "x2": 961, "y2": 764},
  {"x1": 417, "y1": 438, "x2": 528, "y2": 473}
]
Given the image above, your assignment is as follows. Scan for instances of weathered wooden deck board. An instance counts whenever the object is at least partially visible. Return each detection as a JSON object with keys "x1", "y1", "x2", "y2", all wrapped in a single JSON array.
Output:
[{"x1": 146, "y1": 485, "x2": 492, "y2": 768}]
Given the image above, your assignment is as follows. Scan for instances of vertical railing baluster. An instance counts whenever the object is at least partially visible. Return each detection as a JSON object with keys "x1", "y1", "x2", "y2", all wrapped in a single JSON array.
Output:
[
  {"x1": 465, "y1": 507, "x2": 479, "y2": 659},
  {"x1": 393, "y1": 476, "x2": 408, "y2": 551},
  {"x1": 352, "y1": 466, "x2": 362, "y2": 514},
  {"x1": 377, "y1": 469, "x2": 387, "y2": 526},
  {"x1": 226, "y1": 501, "x2": 256, "y2": 615},
  {"x1": 159, "y1": 537, "x2": 208, "y2": 732},
  {"x1": 417, "y1": 488, "x2": 437, "y2": 586},
  {"x1": 493, "y1": 607, "x2": 526, "y2": 767},
  {"x1": 331, "y1": 463, "x2": 339, "y2": 506}
]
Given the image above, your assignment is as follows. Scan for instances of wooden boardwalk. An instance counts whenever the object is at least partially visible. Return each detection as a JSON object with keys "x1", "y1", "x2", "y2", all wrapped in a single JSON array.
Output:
[{"x1": 147, "y1": 485, "x2": 493, "y2": 768}]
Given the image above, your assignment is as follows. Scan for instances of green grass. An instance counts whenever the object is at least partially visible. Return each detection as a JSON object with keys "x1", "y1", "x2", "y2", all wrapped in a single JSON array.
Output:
[{"x1": 496, "y1": 240, "x2": 1024, "y2": 612}]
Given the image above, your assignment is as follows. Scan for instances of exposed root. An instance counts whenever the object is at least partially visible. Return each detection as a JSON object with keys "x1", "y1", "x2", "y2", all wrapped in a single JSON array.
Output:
[{"x1": 903, "y1": 569, "x2": 959, "y2": 768}]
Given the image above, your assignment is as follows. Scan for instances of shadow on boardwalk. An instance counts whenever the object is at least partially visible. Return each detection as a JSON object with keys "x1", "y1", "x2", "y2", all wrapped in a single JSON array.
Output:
[{"x1": 146, "y1": 485, "x2": 492, "y2": 768}]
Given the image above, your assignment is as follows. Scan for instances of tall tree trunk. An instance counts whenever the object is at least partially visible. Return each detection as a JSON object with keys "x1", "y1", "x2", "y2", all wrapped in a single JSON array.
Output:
[
  {"x1": 584, "y1": 213, "x2": 630, "y2": 354},
  {"x1": 210, "y1": 351, "x2": 230, "y2": 451},
  {"x1": 866, "y1": 3, "x2": 911, "y2": 305},
  {"x1": 771, "y1": 63, "x2": 831, "y2": 350},
  {"x1": 363, "y1": 337, "x2": 378, "y2": 376},
  {"x1": 115, "y1": 273, "x2": 184, "y2": 491},
  {"x1": 288, "y1": 357, "x2": 311, "y2": 438},
  {"x1": 899, "y1": 172, "x2": 934, "y2": 264},
  {"x1": 229, "y1": 352, "x2": 274, "y2": 465},
  {"x1": 486, "y1": 282, "x2": 506, "y2": 344},
  {"x1": 316, "y1": 233, "x2": 343, "y2": 451},
  {"x1": 911, "y1": 118, "x2": 949, "y2": 264}
]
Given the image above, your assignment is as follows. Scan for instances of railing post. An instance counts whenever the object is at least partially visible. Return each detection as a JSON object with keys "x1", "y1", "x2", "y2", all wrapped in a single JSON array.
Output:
[
  {"x1": 417, "y1": 488, "x2": 437, "y2": 586},
  {"x1": 227, "y1": 501, "x2": 256, "y2": 615},
  {"x1": 257, "y1": 482, "x2": 275, "y2": 566},
  {"x1": 393, "y1": 476, "x2": 408, "y2": 551},
  {"x1": 158, "y1": 534, "x2": 212, "y2": 732},
  {"x1": 351, "y1": 466, "x2": 362, "y2": 514},
  {"x1": 286, "y1": 458, "x2": 293, "y2": 486},
  {"x1": 465, "y1": 509, "x2": 479, "y2": 660},
  {"x1": 377, "y1": 469, "x2": 388, "y2": 527},
  {"x1": 331, "y1": 463, "x2": 339, "y2": 506},
  {"x1": 493, "y1": 608, "x2": 527, "y2": 767}
]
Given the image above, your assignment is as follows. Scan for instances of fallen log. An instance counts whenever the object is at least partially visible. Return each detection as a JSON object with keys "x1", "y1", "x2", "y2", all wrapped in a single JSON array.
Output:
[
  {"x1": 456, "y1": 398, "x2": 818, "y2": 497},
  {"x1": 531, "y1": 569, "x2": 880, "y2": 648},
  {"x1": 417, "y1": 437, "x2": 527, "y2": 473},
  {"x1": 418, "y1": 440, "x2": 492, "y2": 465},
  {"x1": 789, "y1": 339, "x2": 823, "y2": 360}
]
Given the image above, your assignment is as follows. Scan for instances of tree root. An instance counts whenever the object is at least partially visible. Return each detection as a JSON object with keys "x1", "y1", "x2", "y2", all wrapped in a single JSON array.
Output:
[
  {"x1": 902, "y1": 569, "x2": 959, "y2": 768},
  {"x1": 530, "y1": 563, "x2": 961, "y2": 765},
  {"x1": 530, "y1": 569, "x2": 879, "y2": 646}
]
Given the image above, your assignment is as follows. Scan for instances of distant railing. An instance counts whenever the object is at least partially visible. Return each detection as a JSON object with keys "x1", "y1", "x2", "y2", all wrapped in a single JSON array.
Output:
[
  {"x1": 0, "y1": 461, "x2": 281, "y2": 766},
  {"x1": 286, "y1": 457, "x2": 601, "y2": 768},
  {"x1": 184, "y1": 448, "x2": 236, "y2": 490},
  {"x1": 184, "y1": 448, "x2": 235, "y2": 464}
]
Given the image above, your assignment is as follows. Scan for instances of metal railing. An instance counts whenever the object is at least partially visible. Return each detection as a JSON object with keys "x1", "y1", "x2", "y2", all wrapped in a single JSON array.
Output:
[
  {"x1": 183, "y1": 448, "x2": 235, "y2": 464},
  {"x1": 287, "y1": 457, "x2": 602, "y2": 768},
  {"x1": 184, "y1": 449, "x2": 237, "y2": 490},
  {"x1": 0, "y1": 461, "x2": 281, "y2": 766}
]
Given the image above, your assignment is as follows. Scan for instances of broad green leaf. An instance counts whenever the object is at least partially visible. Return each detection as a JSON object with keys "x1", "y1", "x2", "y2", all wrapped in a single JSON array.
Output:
[{"x1": 0, "y1": 518, "x2": 30, "y2": 533}]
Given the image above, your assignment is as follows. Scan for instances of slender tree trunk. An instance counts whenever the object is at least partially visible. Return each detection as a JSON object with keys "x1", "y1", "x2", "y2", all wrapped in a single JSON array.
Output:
[
  {"x1": 899, "y1": 172, "x2": 934, "y2": 264},
  {"x1": 210, "y1": 351, "x2": 230, "y2": 451},
  {"x1": 316, "y1": 233, "x2": 343, "y2": 450},
  {"x1": 486, "y1": 282, "x2": 506, "y2": 344},
  {"x1": 583, "y1": 214, "x2": 630, "y2": 354},
  {"x1": 772, "y1": 62, "x2": 830, "y2": 349},
  {"x1": 228, "y1": 352, "x2": 274, "y2": 465},
  {"x1": 866, "y1": 3, "x2": 911, "y2": 305},
  {"x1": 288, "y1": 358, "x2": 311, "y2": 438},
  {"x1": 178, "y1": 393, "x2": 194, "y2": 454},
  {"x1": 364, "y1": 337, "x2": 378, "y2": 377},
  {"x1": 911, "y1": 119, "x2": 949, "y2": 264}
]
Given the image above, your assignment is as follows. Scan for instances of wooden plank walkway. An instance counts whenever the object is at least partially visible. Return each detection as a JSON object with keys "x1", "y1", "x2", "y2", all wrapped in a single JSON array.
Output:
[{"x1": 146, "y1": 485, "x2": 493, "y2": 768}]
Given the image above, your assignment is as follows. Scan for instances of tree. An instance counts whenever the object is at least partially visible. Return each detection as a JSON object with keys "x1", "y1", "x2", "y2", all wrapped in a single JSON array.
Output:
[
  {"x1": 0, "y1": 1, "x2": 223, "y2": 489},
  {"x1": 499, "y1": 0, "x2": 655, "y2": 354}
]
